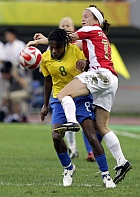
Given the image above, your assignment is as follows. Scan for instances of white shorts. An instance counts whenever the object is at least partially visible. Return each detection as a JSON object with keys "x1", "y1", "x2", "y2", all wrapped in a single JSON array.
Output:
[{"x1": 75, "y1": 68, "x2": 118, "y2": 112}]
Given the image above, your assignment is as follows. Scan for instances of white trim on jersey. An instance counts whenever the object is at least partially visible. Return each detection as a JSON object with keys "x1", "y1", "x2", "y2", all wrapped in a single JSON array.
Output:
[
  {"x1": 86, "y1": 39, "x2": 101, "y2": 69},
  {"x1": 77, "y1": 26, "x2": 102, "y2": 69}
]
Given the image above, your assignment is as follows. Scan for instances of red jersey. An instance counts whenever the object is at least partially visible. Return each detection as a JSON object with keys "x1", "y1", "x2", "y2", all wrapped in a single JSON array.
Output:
[{"x1": 77, "y1": 25, "x2": 118, "y2": 77}]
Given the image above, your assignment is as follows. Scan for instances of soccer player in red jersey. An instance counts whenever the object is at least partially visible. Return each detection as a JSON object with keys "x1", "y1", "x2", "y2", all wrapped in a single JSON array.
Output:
[{"x1": 56, "y1": 5, "x2": 132, "y2": 184}]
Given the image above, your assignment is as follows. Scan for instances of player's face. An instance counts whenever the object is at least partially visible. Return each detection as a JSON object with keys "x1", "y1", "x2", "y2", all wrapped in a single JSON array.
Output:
[
  {"x1": 59, "y1": 19, "x2": 74, "y2": 33},
  {"x1": 49, "y1": 41, "x2": 65, "y2": 60},
  {"x1": 82, "y1": 9, "x2": 97, "y2": 27}
]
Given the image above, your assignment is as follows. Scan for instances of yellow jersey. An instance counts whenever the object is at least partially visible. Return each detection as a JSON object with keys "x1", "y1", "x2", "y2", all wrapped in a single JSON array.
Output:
[{"x1": 40, "y1": 44, "x2": 86, "y2": 98}]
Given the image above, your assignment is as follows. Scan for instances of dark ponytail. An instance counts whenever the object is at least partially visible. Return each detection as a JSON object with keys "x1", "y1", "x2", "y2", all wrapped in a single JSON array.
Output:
[{"x1": 89, "y1": 5, "x2": 111, "y2": 35}]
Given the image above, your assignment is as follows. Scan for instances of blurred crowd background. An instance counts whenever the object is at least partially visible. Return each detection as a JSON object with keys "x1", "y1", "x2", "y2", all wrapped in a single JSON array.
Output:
[
  {"x1": 0, "y1": 27, "x2": 46, "y2": 123},
  {"x1": 0, "y1": 0, "x2": 140, "y2": 123}
]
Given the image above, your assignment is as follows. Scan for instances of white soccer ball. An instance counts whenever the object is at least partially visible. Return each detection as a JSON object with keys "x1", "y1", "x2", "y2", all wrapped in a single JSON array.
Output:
[{"x1": 19, "y1": 46, "x2": 42, "y2": 70}]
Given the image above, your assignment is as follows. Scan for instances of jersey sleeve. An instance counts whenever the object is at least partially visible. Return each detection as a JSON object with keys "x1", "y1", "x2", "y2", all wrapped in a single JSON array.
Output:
[{"x1": 77, "y1": 26, "x2": 100, "y2": 40}]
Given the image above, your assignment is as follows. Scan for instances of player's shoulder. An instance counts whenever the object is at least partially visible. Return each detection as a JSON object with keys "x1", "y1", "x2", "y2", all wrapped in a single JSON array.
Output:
[
  {"x1": 69, "y1": 43, "x2": 78, "y2": 48},
  {"x1": 42, "y1": 49, "x2": 50, "y2": 58},
  {"x1": 67, "y1": 43, "x2": 86, "y2": 59},
  {"x1": 41, "y1": 50, "x2": 53, "y2": 66},
  {"x1": 68, "y1": 43, "x2": 81, "y2": 52},
  {"x1": 78, "y1": 25, "x2": 101, "y2": 32}
]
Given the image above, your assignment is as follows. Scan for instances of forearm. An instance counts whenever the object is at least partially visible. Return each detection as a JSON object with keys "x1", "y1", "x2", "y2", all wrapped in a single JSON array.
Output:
[
  {"x1": 26, "y1": 38, "x2": 48, "y2": 47},
  {"x1": 43, "y1": 75, "x2": 52, "y2": 106},
  {"x1": 36, "y1": 38, "x2": 48, "y2": 45}
]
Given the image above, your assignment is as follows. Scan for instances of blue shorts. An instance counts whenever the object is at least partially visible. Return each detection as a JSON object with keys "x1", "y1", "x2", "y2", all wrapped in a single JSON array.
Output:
[{"x1": 50, "y1": 95, "x2": 95, "y2": 124}]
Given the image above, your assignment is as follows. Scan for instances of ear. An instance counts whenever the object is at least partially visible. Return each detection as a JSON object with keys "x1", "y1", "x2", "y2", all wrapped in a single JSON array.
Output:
[{"x1": 94, "y1": 18, "x2": 99, "y2": 24}]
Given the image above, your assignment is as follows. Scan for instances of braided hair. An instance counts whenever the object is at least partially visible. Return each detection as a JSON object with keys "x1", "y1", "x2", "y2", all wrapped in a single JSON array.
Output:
[
  {"x1": 89, "y1": 5, "x2": 111, "y2": 35},
  {"x1": 48, "y1": 28, "x2": 72, "y2": 47}
]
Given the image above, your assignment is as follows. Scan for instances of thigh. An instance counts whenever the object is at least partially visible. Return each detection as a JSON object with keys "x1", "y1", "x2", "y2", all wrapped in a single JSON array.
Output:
[
  {"x1": 58, "y1": 78, "x2": 89, "y2": 100},
  {"x1": 93, "y1": 72, "x2": 118, "y2": 112}
]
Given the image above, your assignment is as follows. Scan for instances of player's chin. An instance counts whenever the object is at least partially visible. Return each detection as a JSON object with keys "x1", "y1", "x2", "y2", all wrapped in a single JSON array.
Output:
[{"x1": 52, "y1": 54, "x2": 59, "y2": 59}]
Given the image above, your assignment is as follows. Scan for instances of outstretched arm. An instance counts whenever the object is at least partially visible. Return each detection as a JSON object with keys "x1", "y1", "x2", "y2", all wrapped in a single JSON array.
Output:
[{"x1": 26, "y1": 33, "x2": 49, "y2": 47}]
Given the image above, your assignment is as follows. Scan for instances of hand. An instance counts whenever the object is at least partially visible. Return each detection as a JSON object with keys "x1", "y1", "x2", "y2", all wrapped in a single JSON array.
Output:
[
  {"x1": 69, "y1": 32, "x2": 76, "y2": 39},
  {"x1": 34, "y1": 33, "x2": 47, "y2": 40},
  {"x1": 66, "y1": 30, "x2": 74, "y2": 34},
  {"x1": 76, "y1": 59, "x2": 87, "y2": 72},
  {"x1": 40, "y1": 105, "x2": 49, "y2": 121}
]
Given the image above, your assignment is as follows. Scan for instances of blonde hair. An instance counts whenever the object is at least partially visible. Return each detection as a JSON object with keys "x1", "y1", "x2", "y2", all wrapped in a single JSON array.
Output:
[{"x1": 59, "y1": 17, "x2": 75, "y2": 32}]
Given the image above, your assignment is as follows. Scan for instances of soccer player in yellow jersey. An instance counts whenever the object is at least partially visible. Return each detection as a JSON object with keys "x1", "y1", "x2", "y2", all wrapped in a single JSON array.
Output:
[
  {"x1": 26, "y1": 28, "x2": 115, "y2": 188},
  {"x1": 59, "y1": 16, "x2": 98, "y2": 161},
  {"x1": 59, "y1": 17, "x2": 79, "y2": 159}
]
